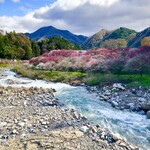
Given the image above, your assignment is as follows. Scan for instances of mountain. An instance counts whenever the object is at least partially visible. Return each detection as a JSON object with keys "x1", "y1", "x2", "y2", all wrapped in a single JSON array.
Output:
[
  {"x1": 81, "y1": 29, "x2": 112, "y2": 49},
  {"x1": 128, "y1": 27, "x2": 150, "y2": 47},
  {"x1": 25, "y1": 26, "x2": 87, "y2": 46},
  {"x1": 82, "y1": 27, "x2": 137, "y2": 49}
]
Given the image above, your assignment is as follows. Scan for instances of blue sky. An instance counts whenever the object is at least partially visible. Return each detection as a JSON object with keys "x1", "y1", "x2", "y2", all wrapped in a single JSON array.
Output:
[
  {"x1": 0, "y1": 0, "x2": 150, "y2": 36},
  {"x1": 0, "y1": 0, "x2": 55, "y2": 16}
]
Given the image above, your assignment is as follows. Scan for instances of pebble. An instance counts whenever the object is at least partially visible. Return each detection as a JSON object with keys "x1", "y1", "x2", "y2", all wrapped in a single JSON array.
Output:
[
  {"x1": 80, "y1": 126, "x2": 89, "y2": 133},
  {"x1": 0, "y1": 122, "x2": 7, "y2": 127},
  {"x1": 18, "y1": 122, "x2": 25, "y2": 127},
  {"x1": 111, "y1": 101, "x2": 118, "y2": 108}
]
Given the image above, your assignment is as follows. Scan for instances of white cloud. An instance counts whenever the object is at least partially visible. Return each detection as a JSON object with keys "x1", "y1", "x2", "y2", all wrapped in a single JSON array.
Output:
[
  {"x1": 51, "y1": 0, "x2": 119, "y2": 10},
  {"x1": 12, "y1": 0, "x2": 20, "y2": 3},
  {"x1": 0, "y1": 0, "x2": 5, "y2": 3},
  {"x1": 0, "y1": 0, "x2": 150, "y2": 36},
  {"x1": 33, "y1": 0, "x2": 150, "y2": 35}
]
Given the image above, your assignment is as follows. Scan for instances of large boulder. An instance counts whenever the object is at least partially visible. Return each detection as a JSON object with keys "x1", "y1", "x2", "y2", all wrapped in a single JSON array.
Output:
[{"x1": 140, "y1": 103, "x2": 150, "y2": 112}]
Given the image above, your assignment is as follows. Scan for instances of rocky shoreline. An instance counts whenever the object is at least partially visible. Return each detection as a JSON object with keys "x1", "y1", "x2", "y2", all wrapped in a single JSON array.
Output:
[
  {"x1": 87, "y1": 83, "x2": 150, "y2": 119},
  {"x1": 0, "y1": 86, "x2": 138, "y2": 150}
]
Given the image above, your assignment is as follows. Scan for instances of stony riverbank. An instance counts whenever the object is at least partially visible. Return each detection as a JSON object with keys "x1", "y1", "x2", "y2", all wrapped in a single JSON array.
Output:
[
  {"x1": 87, "y1": 83, "x2": 150, "y2": 118},
  {"x1": 0, "y1": 86, "x2": 138, "y2": 150}
]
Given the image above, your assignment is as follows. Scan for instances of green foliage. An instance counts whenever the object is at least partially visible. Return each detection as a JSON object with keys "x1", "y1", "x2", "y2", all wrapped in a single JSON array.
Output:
[
  {"x1": 0, "y1": 35, "x2": 4, "y2": 50},
  {"x1": 38, "y1": 36, "x2": 81, "y2": 54},
  {"x1": 0, "y1": 32, "x2": 40, "y2": 60},
  {"x1": 86, "y1": 73, "x2": 118, "y2": 86},
  {"x1": 106, "y1": 27, "x2": 136, "y2": 41},
  {"x1": 101, "y1": 38, "x2": 127, "y2": 49},
  {"x1": 23, "y1": 45, "x2": 32, "y2": 60},
  {"x1": 31, "y1": 41, "x2": 40, "y2": 57},
  {"x1": 0, "y1": 35, "x2": 80, "y2": 60}
]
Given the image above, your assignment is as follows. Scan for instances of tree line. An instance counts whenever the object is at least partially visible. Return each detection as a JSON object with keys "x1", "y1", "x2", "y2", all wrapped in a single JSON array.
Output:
[
  {"x1": 0, "y1": 32, "x2": 40, "y2": 59},
  {"x1": 0, "y1": 32, "x2": 81, "y2": 60}
]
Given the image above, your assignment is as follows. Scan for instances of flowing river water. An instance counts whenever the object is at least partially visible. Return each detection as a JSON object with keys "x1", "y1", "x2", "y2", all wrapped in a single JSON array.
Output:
[{"x1": 0, "y1": 69, "x2": 150, "y2": 150}]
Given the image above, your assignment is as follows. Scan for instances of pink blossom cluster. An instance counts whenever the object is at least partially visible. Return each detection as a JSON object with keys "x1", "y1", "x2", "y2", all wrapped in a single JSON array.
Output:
[
  {"x1": 29, "y1": 46, "x2": 150, "y2": 73},
  {"x1": 29, "y1": 49, "x2": 119, "y2": 71}
]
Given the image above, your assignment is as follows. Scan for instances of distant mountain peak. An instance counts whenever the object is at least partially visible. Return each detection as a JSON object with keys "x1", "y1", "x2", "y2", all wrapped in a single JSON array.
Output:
[
  {"x1": 25, "y1": 26, "x2": 88, "y2": 46},
  {"x1": 82, "y1": 27, "x2": 137, "y2": 49},
  {"x1": 81, "y1": 29, "x2": 112, "y2": 49}
]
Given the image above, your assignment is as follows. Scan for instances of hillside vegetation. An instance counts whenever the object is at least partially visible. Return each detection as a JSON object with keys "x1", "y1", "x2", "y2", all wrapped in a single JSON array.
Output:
[{"x1": 38, "y1": 36, "x2": 81, "y2": 54}]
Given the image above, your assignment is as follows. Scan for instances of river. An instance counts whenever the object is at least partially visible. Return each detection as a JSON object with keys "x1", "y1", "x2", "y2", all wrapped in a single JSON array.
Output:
[{"x1": 0, "y1": 69, "x2": 150, "y2": 150}]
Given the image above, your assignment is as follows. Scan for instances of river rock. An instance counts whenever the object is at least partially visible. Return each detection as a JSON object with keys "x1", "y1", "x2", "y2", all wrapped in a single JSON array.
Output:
[
  {"x1": 74, "y1": 130, "x2": 84, "y2": 137},
  {"x1": 72, "y1": 111, "x2": 79, "y2": 119},
  {"x1": 80, "y1": 126, "x2": 89, "y2": 133},
  {"x1": 0, "y1": 90, "x2": 3, "y2": 94},
  {"x1": 111, "y1": 101, "x2": 118, "y2": 108},
  {"x1": 12, "y1": 129, "x2": 18, "y2": 134},
  {"x1": 18, "y1": 122, "x2": 25, "y2": 127},
  {"x1": 141, "y1": 103, "x2": 150, "y2": 112},
  {"x1": 99, "y1": 95, "x2": 109, "y2": 101},
  {"x1": 0, "y1": 122, "x2": 7, "y2": 127},
  {"x1": 91, "y1": 126, "x2": 98, "y2": 133},
  {"x1": 112, "y1": 133, "x2": 122, "y2": 141},
  {"x1": 146, "y1": 110, "x2": 150, "y2": 119},
  {"x1": 112, "y1": 83, "x2": 125, "y2": 90}
]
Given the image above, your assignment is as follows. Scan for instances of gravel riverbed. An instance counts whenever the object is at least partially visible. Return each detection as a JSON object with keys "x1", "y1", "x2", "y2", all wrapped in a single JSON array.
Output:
[{"x1": 0, "y1": 86, "x2": 138, "y2": 150}]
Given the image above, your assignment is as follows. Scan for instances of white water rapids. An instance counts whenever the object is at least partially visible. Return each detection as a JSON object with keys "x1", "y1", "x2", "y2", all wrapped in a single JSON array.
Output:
[{"x1": 0, "y1": 69, "x2": 150, "y2": 150}]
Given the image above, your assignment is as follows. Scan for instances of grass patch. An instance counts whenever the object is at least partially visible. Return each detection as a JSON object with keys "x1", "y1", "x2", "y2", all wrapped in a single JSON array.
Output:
[
  {"x1": 12, "y1": 63, "x2": 150, "y2": 87},
  {"x1": 0, "y1": 63, "x2": 9, "y2": 68},
  {"x1": 12, "y1": 65, "x2": 87, "y2": 83},
  {"x1": 86, "y1": 73, "x2": 150, "y2": 87}
]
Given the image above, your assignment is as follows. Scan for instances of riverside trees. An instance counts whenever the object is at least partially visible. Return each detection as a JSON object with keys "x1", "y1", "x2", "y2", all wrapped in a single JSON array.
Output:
[
  {"x1": 0, "y1": 33, "x2": 80, "y2": 60},
  {"x1": 0, "y1": 32, "x2": 40, "y2": 59}
]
